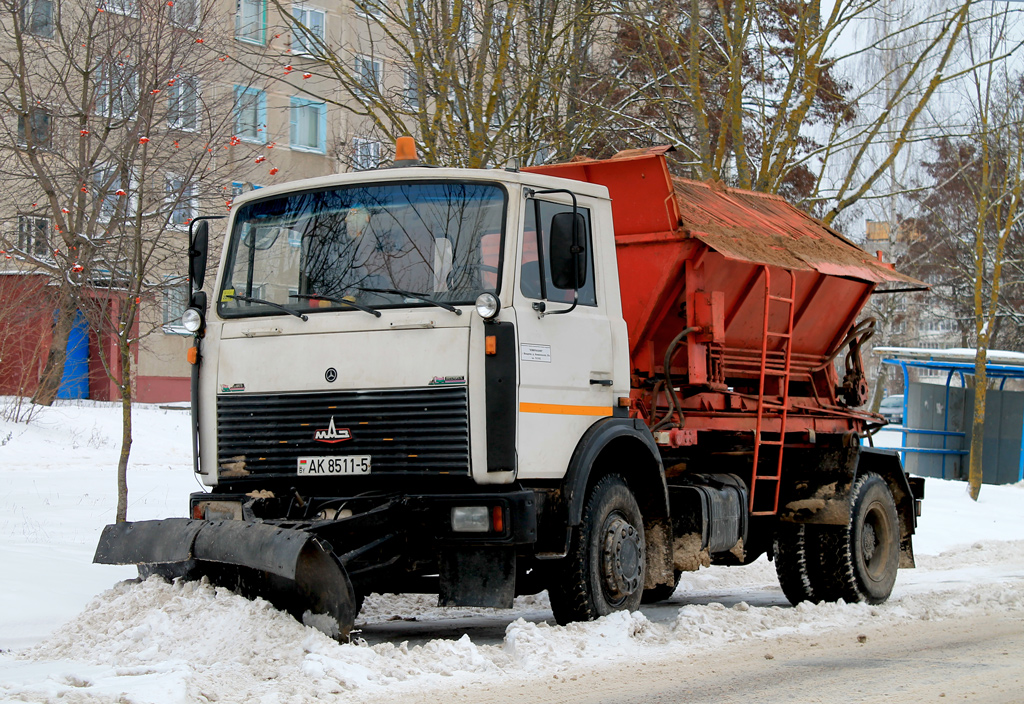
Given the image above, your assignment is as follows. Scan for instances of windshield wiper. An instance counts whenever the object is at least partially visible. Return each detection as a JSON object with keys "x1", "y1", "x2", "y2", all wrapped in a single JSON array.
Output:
[
  {"x1": 356, "y1": 287, "x2": 462, "y2": 315},
  {"x1": 289, "y1": 293, "x2": 382, "y2": 318},
  {"x1": 229, "y1": 294, "x2": 308, "y2": 321}
]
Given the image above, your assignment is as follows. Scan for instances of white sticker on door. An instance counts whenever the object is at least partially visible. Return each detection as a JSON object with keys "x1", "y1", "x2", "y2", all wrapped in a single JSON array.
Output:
[{"x1": 520, "y1": 343, "x2": 552, "y2": 363}]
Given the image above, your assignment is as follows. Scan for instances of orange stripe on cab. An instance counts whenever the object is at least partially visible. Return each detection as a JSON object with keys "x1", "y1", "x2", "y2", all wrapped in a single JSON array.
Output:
[{"x1": 519, "y1": 402, "x2": 613, "y2": 417}]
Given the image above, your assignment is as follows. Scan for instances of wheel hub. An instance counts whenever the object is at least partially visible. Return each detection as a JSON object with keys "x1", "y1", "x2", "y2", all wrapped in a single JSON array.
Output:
[
  {"x1": 862, "y1": 522, "x2": 877, "y2": 563},
  {"x1": 601, "y1": 515, "x2": 643, "y2": 600}
]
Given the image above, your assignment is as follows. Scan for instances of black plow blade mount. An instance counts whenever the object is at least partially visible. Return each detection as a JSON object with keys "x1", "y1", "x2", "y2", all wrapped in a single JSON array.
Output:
[{"x1": 94, "y1": 519, "x2": 357, "y2": 640}]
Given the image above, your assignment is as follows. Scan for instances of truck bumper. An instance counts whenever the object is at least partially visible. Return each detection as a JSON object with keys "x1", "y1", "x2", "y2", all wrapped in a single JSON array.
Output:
[
  {"x1": 191, "y1": 488, "x2": 539, "y2": 546},
  {"x1": 188, "y1": 487, "x2": 539, "y2": 608}
]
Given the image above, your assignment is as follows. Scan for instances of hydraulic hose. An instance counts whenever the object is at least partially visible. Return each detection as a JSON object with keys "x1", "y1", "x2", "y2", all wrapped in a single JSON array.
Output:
[
  {"x1": 650, "y1": 326, "x2": 700, "y2": 432},
  {"x1": 812, "y1": 317, "x2": 876, "y2": 372}
]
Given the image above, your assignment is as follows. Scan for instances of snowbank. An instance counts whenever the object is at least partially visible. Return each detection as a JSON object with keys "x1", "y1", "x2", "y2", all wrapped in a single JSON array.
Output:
[{"x1": 2, "y1": 400, "x2": 1023, "y2": 703}]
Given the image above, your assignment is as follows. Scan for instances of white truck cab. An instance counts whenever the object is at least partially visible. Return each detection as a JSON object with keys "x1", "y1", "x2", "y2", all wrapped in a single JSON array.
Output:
[{"x1": 197, "y1": 166, "x2": 629, "y2": 489}]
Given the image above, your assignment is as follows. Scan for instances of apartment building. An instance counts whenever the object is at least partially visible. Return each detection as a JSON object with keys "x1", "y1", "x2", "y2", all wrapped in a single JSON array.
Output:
[{"x1": 1, "y1": 0, "x2": 399, "y2": 402}]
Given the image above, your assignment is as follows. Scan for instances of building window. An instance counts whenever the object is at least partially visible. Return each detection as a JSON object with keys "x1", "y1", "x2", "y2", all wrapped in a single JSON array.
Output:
[
  {"x1": 230, "y1": 181, "x2": 263, "y2": 198},
  {"x1": 530, "y1": 144, "x2": 552, "y2": 166},
  {"x1": 17, "y1": 107, "x2": 51, "y2": 149},
  {"x1": 289, "y1": 97, "x2": 326, "y2": 153},
  {"x1": 166, "y1": 176, "x2": 196, "y2": 227},
  {"x1": 167, "y1": 77, "x2": 199, "y2": 131},
  {"x1": 21, "y1": 0, "x2": 54, "y2": 37},
  {"x1": 101, "y1": 0, "x2": 138, "y2": 16},
  {"x1": 355, "y1": 56, "x2": 380, "y2": 95},
  {"x1": 18, "y1": 215, "x2": 49, "y2": 257},
  {"x1": 292, "y1": 5, "x2": 325, "y2": 56},
  {"x1": 234, "y1": 86, "x2": 266, "y2": 142},
  {"x1": 351, "y1": 137, "x2": 380, "y2": 170},
  {"x1": 169, "y1": 0, "x2": 199, "y2": 27},
  {"x1": 162, "y1": 278, "x2": 190, "y2": 332},
  {"x1": 93, "y1": 165, "x2": 125, "y2": 221},
  {"x1": 404, "y1": 69, "x2": 419, "y2": 110},
  {"x1": 354, "y1": 0, "x2": 385, "y2": 21},
  {"x1": 236, "y1": 0, "x2": 265, "y2": 43},
  {"x1": 99, "y1": 62, "x2": 138, "y2": 119}
]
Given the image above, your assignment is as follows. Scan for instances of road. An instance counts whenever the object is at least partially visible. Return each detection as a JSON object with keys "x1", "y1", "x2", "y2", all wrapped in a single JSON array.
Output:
[{"x1": 375, "y1": 611, "x2": 1024, "y2": 704}]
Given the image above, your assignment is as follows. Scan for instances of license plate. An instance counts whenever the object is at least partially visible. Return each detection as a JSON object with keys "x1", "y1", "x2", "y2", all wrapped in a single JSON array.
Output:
[{"x1": 297, "y1": 456, "x2": 371, "y2": 475}]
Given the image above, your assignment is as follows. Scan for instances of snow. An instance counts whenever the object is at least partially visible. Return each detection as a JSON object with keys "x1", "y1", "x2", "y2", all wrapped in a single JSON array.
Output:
[
  {"x1": 2, "y1": 399, "x2": 1024, "y2": 703},
  {"x1": 874, "y1": 345, "x2": 1024, "y2": 366}
]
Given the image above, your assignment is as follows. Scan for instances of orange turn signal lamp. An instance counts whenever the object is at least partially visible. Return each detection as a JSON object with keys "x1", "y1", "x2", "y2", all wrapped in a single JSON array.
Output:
[{"x1": 187, "y1": 346, "x2": 199, "y2": 365}]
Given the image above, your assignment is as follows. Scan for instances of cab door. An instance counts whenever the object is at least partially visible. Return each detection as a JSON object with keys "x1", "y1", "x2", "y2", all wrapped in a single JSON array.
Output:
[{"x1": 514, "y1": 195, "x2": 614, "y2": 479}]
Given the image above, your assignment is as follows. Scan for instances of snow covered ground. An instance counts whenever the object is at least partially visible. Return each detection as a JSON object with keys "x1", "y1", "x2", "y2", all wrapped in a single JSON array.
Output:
[{"x1": 1, "y1": 403, "x2": 1022, "y2": 703}]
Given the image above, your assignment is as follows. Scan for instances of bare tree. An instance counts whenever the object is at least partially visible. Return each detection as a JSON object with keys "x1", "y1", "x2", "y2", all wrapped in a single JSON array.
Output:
[
  {"x1": 903, "y1": 36, "x2": 1024, "y2": 499},
  {"x1": 603, "y1": 0, "x2": 1019, "y2": 223},
  {"x1": 954, "y1": 58, "x2": 1024, "y2": 500},
  {"x1": 256, "y1": 0, "x2": 617, "y2": 169},
  {"x1": 0, "y1": 0, "x2": 259, "y2": 519}
]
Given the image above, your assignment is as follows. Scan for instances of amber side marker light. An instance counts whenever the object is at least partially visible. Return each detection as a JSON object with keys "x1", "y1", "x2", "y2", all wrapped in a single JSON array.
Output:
[{"x1": 187, "y1": 346, "x2": 199, "y2": 365}]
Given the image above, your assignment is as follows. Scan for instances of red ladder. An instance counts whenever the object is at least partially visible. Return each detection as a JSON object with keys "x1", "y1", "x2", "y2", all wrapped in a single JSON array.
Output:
[{"x1": 750, "y1": 267, "x2": 795, "y2": 516}]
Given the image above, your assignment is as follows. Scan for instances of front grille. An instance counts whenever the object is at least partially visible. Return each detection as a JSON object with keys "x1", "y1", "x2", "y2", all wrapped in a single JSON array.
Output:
[{"x1": 216, "y1": 387, "x2": 470, "y2": 478}]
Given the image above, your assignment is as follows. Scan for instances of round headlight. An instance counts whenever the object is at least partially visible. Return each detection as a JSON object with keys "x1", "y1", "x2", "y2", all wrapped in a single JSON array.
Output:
[
  {"x1": 475, "y1": 292, "x2": 500, "y2": 320},
  {"x1": 181, "y1": 307, "x2": 204, "y2": 332}
]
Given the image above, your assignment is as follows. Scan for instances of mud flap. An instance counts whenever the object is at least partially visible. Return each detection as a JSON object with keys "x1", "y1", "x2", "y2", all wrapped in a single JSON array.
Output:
[{"x1": 94, "y1": 519, "x2": 357, "y2": 640}]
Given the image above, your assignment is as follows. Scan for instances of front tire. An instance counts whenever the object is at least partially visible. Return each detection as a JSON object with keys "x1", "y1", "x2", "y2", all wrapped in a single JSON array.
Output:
[
  {"x1": 549, "y1": 474, "x2": 645, "y2": 624},
  {"x1": 817, "y1": 473, "x2": 900, "y2": 604}
]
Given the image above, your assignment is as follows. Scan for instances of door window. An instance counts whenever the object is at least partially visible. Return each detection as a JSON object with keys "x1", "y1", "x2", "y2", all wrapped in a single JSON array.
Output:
[{"x1": 520, "y1": 199, "x2": 596, "y2": 306}]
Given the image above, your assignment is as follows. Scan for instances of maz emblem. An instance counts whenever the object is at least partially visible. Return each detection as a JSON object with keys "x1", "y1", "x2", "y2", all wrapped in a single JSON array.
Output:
[{"x1": 314, "y1": 416, "x2": 351, "y2": 443}]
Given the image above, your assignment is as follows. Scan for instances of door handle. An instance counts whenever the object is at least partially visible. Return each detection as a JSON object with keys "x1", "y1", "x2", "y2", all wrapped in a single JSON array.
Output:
[{"x1": 589, "y1": 379, "x2": 613, "y2": 386}]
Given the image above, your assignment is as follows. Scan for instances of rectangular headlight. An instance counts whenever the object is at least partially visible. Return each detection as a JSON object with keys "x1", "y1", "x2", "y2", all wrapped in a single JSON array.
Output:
[
  {"x1": 451, "y1": 506, "x2": 490, "y2": 532},
  {"x1": 200, "y1": 501, "x2": 243, "y2": 521}
]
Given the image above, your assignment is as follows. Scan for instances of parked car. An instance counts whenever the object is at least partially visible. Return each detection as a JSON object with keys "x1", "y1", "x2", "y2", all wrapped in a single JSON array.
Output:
[{"x1": 879, "y1": 395, "x2": 905, "y2": 425}]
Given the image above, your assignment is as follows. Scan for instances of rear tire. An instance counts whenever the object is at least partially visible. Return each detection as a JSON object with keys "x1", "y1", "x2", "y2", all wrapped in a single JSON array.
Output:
[
  {"x1": 773, "y1": 523, "x2": 818, "y2": 605},
  {"x1": 816, "y1": 473, "x2": 900, "y2": 604},
  {"x1": 549, "y1": 474, "x2": 645, "y2": 624}
]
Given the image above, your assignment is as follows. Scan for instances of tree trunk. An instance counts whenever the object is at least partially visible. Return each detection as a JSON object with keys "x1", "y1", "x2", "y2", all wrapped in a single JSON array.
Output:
[
  {"x1": 967, "y1": 347, "x2": 987, "y2": 501},
  {"x1": 115, "y1": 339, "x2": 134, "y2": 523},
  {"x1": 32, "y1": 286, "x2": 76, "y2": 406},
  {"x1": 870, "y1": 366, "x2": 888, "y2": 414}
]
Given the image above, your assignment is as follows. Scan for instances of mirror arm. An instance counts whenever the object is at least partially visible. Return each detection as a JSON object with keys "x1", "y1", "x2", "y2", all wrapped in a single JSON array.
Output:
[{"x1": 540, "y1": 290, "x2": 578, "y2": 317}]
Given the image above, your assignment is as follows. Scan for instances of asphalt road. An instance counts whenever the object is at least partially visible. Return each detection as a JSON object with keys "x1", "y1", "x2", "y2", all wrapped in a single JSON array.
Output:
[{"x1": 376, "y1": 612, "x2": 1024, "y2": 704}]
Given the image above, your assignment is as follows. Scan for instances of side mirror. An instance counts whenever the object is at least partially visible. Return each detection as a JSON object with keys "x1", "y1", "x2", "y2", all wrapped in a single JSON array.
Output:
[
  {"x1": 190, "y1": 220, "x2": 209, "y2": 292},
  {"x1": 548, "y1": 211, "x2": 586, "y2": 290}
]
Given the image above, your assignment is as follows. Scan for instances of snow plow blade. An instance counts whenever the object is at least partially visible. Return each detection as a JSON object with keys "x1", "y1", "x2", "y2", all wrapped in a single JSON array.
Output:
[{"x1": 94, "y1": 518, "x2": 357, "y2": 639}]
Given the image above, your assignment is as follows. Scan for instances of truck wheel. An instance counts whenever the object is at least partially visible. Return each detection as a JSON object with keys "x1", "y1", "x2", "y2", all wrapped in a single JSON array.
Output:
[
  {"x1": 549, "y1": 474, "x2": 645, "y2": 624},
  {"x1": 817, "y1": 473, "x2": 900, "y2": 604},
  {"x1": 641, "y1": 570, "x2": 681, "y2": 604},
  {"x1": 773, "y1": 523, "x2": 818, "y2": 605}
]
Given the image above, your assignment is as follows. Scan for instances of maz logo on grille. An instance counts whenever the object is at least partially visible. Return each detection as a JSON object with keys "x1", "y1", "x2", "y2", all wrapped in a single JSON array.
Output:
[{"x1": 314, "y1": 416, "x2": 352, "y2": 443}]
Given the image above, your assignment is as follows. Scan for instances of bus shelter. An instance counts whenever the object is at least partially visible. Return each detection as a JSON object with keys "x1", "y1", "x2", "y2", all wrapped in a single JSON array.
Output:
[{"x1": 873, "y1": 347, "x2": 1024, "y2": 484}]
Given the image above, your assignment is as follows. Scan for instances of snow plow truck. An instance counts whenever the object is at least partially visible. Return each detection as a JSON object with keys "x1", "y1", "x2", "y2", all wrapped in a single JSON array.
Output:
[{"x1": 95, "y1": 141, "x2": 924, "y2": 639}]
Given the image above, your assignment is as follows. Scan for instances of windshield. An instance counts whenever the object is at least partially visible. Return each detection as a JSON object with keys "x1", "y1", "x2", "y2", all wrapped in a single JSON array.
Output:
[{"x1": 218, "y1": 181, "x2": 506, "y2": 318}]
